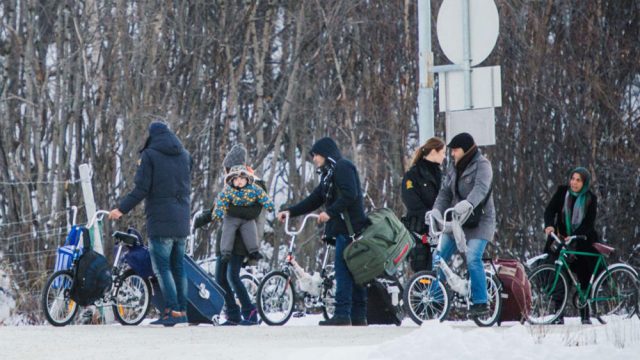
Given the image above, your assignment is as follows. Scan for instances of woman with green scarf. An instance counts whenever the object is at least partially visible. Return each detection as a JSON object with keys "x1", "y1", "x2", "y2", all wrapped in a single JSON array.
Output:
[{"x1": 543, "y1": 167, "x2": 599, "y2": 325}]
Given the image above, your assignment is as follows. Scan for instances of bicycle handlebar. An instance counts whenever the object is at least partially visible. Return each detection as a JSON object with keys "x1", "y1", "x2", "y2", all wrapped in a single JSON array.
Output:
[
  {"x1": 549, "y1": 232, "x2": 587, "y2": 247},
  {"x1": 283, "y1": 213, "x2": 320, "y2": 236},
  {"x1": 426, "y1": 208, "x2": 455, "y2": 236},
  {"x1": 86, "y1": 210, "x2": 110, "y2": 228}
]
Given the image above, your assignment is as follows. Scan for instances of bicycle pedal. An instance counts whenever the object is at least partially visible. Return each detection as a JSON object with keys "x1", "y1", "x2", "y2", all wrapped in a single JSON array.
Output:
[{"x1": 292, "y1": 311, "x2": 306, "y2": 318}]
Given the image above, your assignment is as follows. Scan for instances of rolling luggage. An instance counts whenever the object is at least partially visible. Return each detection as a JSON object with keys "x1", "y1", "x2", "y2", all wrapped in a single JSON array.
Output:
[
  {"x1": 496, "y1": 258, "x2": 532, "y2": 324},
  {"x1": 182, "y1": 255, "x2": 225, "y2": 324}
]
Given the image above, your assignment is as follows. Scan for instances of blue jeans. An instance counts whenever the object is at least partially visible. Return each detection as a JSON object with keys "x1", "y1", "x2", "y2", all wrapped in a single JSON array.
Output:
[
  {"x1": 215, "y1": 254, "x2": 253, "y2": 321},
  {"x1": 334, "y1": 234, "x2": 367, "y2": 319},
  {"x1": 149, "y1": 237, "x2": 187, "y2": 313},
  {"x1": 433, "y1": 234, "x2": 488, "y2": 304}
]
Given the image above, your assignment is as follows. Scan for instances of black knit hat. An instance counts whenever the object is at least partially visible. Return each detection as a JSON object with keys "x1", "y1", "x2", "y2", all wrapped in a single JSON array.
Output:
[{"x1": 447, "y1": 132, "x2": 475, "y2": 152}]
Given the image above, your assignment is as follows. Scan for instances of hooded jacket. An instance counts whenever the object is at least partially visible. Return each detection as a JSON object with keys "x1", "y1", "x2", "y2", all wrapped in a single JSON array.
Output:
[
  {"x1": 119, "y1": 123, "x2": 192, "y2": 238},
  {"x1": 286, "y1": 137, "x2": 368, "y2": 239}
]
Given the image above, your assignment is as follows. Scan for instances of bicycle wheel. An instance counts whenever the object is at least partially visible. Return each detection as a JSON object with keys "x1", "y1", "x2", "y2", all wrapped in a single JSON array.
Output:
[
  {"x1": 240, "y1": 273, "x2": 260, "y2": 304},
  {"x1": 42, "y1": 270, "x2": 78, "y2": 326},
  {"x1": 472, "y1": 273, "x2": 502, "y2": 327},
  {"x1": 527, "y1": 264, "x2": 568, "y2": 324},
  {"x1": 321, "y1": 271, "x2": 336, "y2": 320},
  {"x1": 257, "y1": 271, "x2": 296, "y2": 326},
  {"x1": 403, "y1": 271, "x2": 449, "y2": 325},
  {"x1": 592, "y1": 264, "x2": 639, "y2": 324},
  {"x1": 112, "y1": 270, "x2": 151, "y2": 326}
]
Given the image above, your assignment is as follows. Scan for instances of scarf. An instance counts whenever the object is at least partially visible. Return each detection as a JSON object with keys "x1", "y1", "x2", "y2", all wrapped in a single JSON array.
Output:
[
  {"x1": 317, "y1": 162, "x2": 335, "y2": 201},
  {"x1": 438, "y1": 211, "x2": 468, "y2": 254},
  {"x1": 563, "y1": 167, "x2": 591, "y2": 235}
]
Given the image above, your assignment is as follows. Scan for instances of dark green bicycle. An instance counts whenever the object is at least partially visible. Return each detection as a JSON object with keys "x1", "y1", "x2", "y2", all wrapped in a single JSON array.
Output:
[{"x1": 528, "y1": 232, "x2": 639, "y2": 324}]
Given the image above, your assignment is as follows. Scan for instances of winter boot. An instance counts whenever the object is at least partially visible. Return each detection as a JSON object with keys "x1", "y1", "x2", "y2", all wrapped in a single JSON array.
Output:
[
  {"x1": 239, "y1": 305, "x2": 260, "y2": 326},
  {"x1": 319, "y1": 315, "x2": 351, "y2": 326},
  {"x1": 220, "y1": 315, "x2": 241, "y2": 326},
  {"x1": 580, "y1": 307, "x2": 592, "y2": 325},
  {"x1": 163, "y1": 311, "x2": 188, "y2": 327},
  {"x1": 468, "y1": 303, "x2": 489, "y2": 317},
  {"x1": 351, "y1": 318, "x2": 368, "y2": 326},
  {"x1": 150, "y1": 309, "x2": 170, "y2": 326}
]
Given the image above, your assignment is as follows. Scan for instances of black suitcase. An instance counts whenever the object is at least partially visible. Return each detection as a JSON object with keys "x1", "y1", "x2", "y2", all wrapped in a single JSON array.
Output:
[
  {"x1": 149, "y1": 255, "x2": 225, "y2": 324},
  {"x1": 366, "y1": 276, "x2": 404, "y2": 326}
]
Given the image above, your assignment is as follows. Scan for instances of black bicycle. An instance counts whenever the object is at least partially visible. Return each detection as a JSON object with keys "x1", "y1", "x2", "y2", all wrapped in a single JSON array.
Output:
[{"x1": 42, "y1": 210, "x2": 152, "y2": 326}]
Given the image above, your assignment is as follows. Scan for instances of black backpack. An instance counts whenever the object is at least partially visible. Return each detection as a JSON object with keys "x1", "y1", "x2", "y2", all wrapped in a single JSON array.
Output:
[
  {"x1": 70, "y1": 228, "x2": 112, "y2": 306},
  {"x1": 366, "y1": 277, "x2": 405, "y2": 326}
]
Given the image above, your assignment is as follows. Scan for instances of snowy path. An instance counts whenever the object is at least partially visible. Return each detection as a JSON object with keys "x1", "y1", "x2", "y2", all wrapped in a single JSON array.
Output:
[{"x1": 1, "y1": 315, "x2": 639, "y2": 360}]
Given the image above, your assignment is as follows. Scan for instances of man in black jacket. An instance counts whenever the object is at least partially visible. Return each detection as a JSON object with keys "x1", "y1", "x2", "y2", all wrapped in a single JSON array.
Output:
[
  {"x1": 277, "y1": 137, "x2": 368, "y2": 326},
  {"x1": 109, "y1": 121, "x2": 191, "y2": 327}
]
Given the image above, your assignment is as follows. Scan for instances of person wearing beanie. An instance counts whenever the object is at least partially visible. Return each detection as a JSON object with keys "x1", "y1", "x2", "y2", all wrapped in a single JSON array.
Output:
[
  {"x1": 109, "y1": 120, "x2": 192, "y2": 327},
  {"x1": 277, "y1": 137, "x2": 368, "y2": 326},
  {"x1": 203, "y1": 164, "x2": 274, "y2": 265},
  {"x1": 432, "y1": 132, "x2": 496, "y2": 317},
  {"x1": 223, "y1": 144, "x2": 248, "y2": 170},
  {"x1": 543, "y1": 167, "x2": 599, "y2": 325}
]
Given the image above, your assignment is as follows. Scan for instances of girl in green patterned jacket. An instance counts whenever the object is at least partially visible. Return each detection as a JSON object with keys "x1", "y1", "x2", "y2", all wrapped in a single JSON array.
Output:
[{"x1": 213, "y1": 165, "x2": 274, "y2": 262}]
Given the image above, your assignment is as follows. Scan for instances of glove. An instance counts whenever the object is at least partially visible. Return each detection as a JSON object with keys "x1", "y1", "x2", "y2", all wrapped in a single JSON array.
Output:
[
  {"x1": 193, "y1": 209, "x2": 213, "y2": 230},
  {"x1": 426, "y1": 209, "x2": 443, "y2": 229},
  {"x1": 453, "y1": 200, "x2": 474, "y2": 223},
  {"x1": 426, "y1": 210, "x2": 444, "y2": 239}
]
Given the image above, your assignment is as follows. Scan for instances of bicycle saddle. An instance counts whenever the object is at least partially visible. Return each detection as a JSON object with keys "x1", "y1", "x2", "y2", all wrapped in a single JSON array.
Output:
[
  {"x1": 112, "y1": 231, "x2": 141, "y2": 246},
  {"x1": 592, "y1": 242, "x2": 615, "y2": 257}
]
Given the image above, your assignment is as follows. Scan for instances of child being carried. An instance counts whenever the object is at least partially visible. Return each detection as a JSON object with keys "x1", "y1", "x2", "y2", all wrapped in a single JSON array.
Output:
[{"x1": 212, "y1": 165, "x2": 274, "y2": 263}]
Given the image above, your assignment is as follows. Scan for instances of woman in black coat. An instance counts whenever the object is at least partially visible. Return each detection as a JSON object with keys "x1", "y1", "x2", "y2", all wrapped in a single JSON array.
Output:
[
  {"x1": 401, "y1": 137, "x2": 445, "y2": 271},
  {"x1": 543, "y1": 167, "x2": 599, "y2": 324}
]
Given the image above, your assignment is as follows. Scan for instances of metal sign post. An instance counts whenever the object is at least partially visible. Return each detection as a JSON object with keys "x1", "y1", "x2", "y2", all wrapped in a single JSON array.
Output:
[{"x1": 417, "y1": 0, "x2": 435, "y2": 144}]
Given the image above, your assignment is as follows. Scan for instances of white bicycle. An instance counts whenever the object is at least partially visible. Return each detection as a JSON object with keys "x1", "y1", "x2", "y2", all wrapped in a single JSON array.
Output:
[
  {"x1": 256, "y1": 213, "x2": 336, "y2": 325},
  {"x1": 403, "y1": 208, "x2": 502, "y2": 326}
]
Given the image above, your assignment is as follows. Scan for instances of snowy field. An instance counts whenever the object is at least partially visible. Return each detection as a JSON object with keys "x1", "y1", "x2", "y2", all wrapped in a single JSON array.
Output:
[{"x1": 1, "y1": 315, "x2": 639, "y2": 360}]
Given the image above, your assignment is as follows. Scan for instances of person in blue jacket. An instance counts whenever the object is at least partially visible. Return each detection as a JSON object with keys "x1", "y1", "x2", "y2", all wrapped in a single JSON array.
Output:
[
  {"x1": 277, "y1": 137, "x2": 368, "y2": 326},
  {"x1": 109, "y1": 121, "x2": 192, "y2": 327}
]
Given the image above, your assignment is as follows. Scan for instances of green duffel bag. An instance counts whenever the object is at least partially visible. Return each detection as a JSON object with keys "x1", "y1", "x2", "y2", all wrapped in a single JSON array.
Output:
[{"x1": 342, "y1": 208, "x2": 414, "y2": 286}]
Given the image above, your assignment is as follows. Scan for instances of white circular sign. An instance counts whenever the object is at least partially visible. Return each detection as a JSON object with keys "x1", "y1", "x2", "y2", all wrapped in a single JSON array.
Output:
[{"x1": 437, "y1": 0, "x2": 499, "y2": 66}]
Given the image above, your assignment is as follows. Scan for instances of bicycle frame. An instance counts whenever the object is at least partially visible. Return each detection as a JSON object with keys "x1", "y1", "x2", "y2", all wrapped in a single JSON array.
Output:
[
  {"x1": 428, "y1": 209, "x2": 460, "y2": 282},
  {"x1": 543, "y1": 233, "x2": 609, "y2": 306},
  {"x1": 279, "y1": 213, "x2": 334, "y2": 302},
  {"x1": 426, "y1": 209, "x2": 495, "y2": 299}
]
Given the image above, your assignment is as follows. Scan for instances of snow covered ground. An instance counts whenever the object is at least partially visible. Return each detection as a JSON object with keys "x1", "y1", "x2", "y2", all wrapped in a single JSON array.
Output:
[{"x1": 1, "y1": 315, "x2": 639, "y2": 360}]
